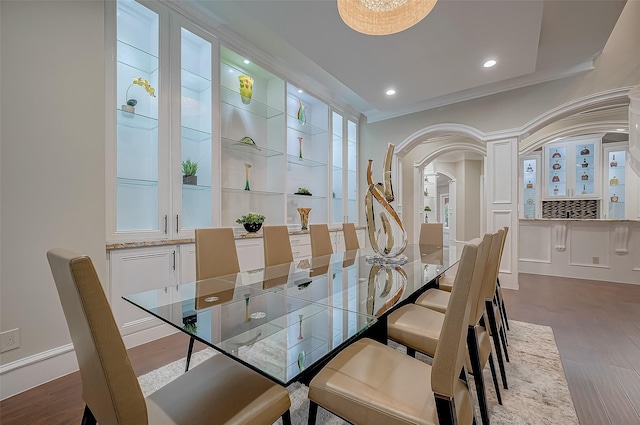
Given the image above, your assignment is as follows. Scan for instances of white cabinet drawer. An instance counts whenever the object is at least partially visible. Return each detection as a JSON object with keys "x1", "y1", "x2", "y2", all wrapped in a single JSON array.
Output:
[
  {"x1": 290, "y1": 234, "x2": 311, "y2": 247},
  {"x1": 292, "y1": 244, "x2": 312, "y2": 259}
]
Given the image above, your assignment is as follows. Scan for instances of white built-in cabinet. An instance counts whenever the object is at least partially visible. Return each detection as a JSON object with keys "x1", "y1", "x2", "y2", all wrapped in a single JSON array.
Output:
[
  {"x1": 109, "y1": 0, "x2": 360, "y2": 240},
  {"x1": 543, "y1": 135, "x2": 602, "y2": 199},
  {"x1": 109, "y1": 0, "x2": 218, "y2": 241},
  {"x1": 107, "y1": 0, "x2": 363, "y2": 341},
  {"x1": 520, "y1": 153, "x2": 541, "y2": 219}
]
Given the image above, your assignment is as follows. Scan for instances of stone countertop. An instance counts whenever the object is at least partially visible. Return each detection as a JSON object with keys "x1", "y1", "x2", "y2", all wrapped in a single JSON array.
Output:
[
  {"x1": 106, "y1": 226, "x2": 364, "y2": 251},
  {"x1": 519, "y1": 218, "x2": 640, "y2": 222}
]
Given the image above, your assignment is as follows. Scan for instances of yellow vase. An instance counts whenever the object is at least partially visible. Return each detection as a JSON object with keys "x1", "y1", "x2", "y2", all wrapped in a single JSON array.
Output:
[
  {"x1": 238, "y1": 75, "x2": 254, "y2": 105},
  {"x1": 297, "y1": 208, "x2": 311, "y2": 230}
]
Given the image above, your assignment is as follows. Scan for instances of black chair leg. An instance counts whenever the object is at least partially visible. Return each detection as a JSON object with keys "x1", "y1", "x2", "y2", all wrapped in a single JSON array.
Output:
[
  {"x1": 81, "y1": 405, "x2": 96, "y2": 425},
  {"x1": 501, "y1": 298, "x2": 510, "y2": 331},
  {"x1": 282, "y1": 409, "x2": 292, "y2": 425},
  {"x1": 467, "y1": 327, "x2": 490, "y2": 425},
  {"x1": 498, "y1": 322, "x2": 510, "y2": 362},
  {"x1": 486, "y1": 300, "x2": 508, "y2": 389},
  {"x1": 407, "y1": 347, "x2": 416, "y2": 358},
  {"x1": 308, "y1": 401, "x2": 319, "y2": 425},
  {"x1": 488, "y1": 353, "x2": 502, "y2": 405},
  {"x1": 435, "y1": 395, "x2": 456, "y2": 425},
  {"x1": 185, "y1": 336, "x2": 195, "y2": 372}
]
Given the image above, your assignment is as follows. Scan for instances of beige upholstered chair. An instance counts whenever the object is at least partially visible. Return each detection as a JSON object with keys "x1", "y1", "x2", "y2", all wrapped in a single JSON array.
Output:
[
  {"x1": 309, "y1": 224, "x2": 333, "y2": 258},
  {"x1": 195, "y1": 227, "x2": 240, "y2": 281},
  {"x1": 420, "y1": 222, "x2": 444, "y2": 247},
  {"x1": 416, "y1": 229, "x2": 510, "y2": 390},
  {"x1": 190, "y1": 227, "x2": 241, "y2": 371},
  {"x1": 495, "y1": 227, "x2": 511, "y2": 331},
  {"x1": 47, "y1": 248, "x2": 291, "y2": 425},
  {"x1": 307, "y1": 240, "x2": 481, "y2": 425},
  {"x1": 387, "y1": 233, "x2": 501, "y2": 425},
  {"x1": 342, "y1": 222, "x2": 360, "y2": 251},
  {"x1": 263, "y1": 225, "x2": 294, "y2": 267}
]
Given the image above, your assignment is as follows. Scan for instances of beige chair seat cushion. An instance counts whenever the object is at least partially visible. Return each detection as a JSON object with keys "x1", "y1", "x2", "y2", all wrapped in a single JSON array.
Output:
[
  {"x1": 415, "y1": 289, "x2": 451, "y2": 314},
  {"x1": 308, "y1": 339, "x2": 473, "y2": 425},
  {"x1": 147, "y1": 354, "x2": 291, "y2": 425},
  {"x1": 438, "y1": 275, "x2": 455, "y2": 292},
  {"x1": 387, "y1": 304, "x2": 444, "y2": 357}
]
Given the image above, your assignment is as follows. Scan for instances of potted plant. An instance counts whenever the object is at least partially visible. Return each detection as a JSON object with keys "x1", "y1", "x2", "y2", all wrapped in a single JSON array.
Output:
[
  {"x1": 182, "y1": 159, "x2": 199, "y2": 185},
  {"x1": 295, "y1": 187, "x2": 312, "y2": 196},
  {"x1": 236, "y1": 212, "x2": 265, "y2": 233}
]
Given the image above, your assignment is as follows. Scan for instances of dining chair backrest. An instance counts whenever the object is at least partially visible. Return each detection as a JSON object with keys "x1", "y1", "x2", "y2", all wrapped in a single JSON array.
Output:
[
  {"x1": 47, "y1": 249, "x2": 147, "y2": 424},
  {"x1": 465, "y1": 233, "x2": 492, "y2": 326},
  {"x1": 342, "y1": 222, "x2": 360, "y2": 251},
  {"x1": 310, "y1": 224, "x2": 333, "y2": 258},
  {"x1": 480, "y1": 228, "x2": 505, "y2": 302},
  {"x1": 195, "y1": 228, "x2": 240, "y2": 281},
  {"x1": 263, "y1": 225, "x2": 294, "y2": 267},
  {"x1": 420, "y1": 222, "x2": 444, "y2": 247},
  {"x1": 498, "y1": 226, "x2": 509, "y2": 277},
  {"x1": 431, "y1": 239, "x2": 480, "y2": 399}
]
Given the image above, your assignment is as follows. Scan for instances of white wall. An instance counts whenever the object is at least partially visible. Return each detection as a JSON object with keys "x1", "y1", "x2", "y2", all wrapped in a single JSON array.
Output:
[
  {"x1": 0, "y1": 0, "x2": 106, "y2": 383},
  {"x1": 360, "y1": 0, "x2": 640, "y2": 245}
]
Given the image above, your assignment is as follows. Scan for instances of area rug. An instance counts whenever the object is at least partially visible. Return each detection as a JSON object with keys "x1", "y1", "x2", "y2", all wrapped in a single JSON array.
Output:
[{"x1": 138, "y1": 320, "x2": 578, "y2": 424}]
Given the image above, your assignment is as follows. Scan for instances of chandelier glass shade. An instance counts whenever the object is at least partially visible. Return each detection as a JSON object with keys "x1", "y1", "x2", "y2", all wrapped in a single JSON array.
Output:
[{"x1": 337, "y1": 0, "x2": 438, "y2": 35}]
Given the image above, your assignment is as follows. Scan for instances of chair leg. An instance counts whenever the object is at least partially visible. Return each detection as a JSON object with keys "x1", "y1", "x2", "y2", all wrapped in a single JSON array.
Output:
[
  {"x1": 497, "y1": 278, "x2": 510, "y2": 331},
  {"x1": 407, "y1": 347, "x2": 416, "y2": 358},
  {"x1": 488, "y1": 353, "x2": 502, "y2": 405},
  {"x1": 281, "y1": 409, "x2": 292, "y2": 425},
  {"x1": 185, "y1": 336, "x2": 195, "y2": 373},
  {"x1": 498, "y1": 321, "x2": 510, "y2": 362},
  {"x1": 435, "y1": 395, "x2": 456, "y2": 425},
  {"x1": 308, "y1": 401, "x2": 319, "y2": 425},
  {"x1": 467, "y1": 327, "x2": 490, "y2": 425},
  {"x1": 81, "y1": 405, "x2": 96, "y2": 425},
  {"x1": 486, "y1": 300, "x2": 508, "y2": 389}
]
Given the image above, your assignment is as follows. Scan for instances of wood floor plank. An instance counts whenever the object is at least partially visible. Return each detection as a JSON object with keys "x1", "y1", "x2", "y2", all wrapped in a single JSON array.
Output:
[
  {"x1": 590, "y1": 363, "x2": 640, "y2": 425},
  {"x1": 561, "y1": 359, "x2": 613, "y2": 425},
  {"x1": 611, "y1": 366, "x2": 640, "y2": 418}
]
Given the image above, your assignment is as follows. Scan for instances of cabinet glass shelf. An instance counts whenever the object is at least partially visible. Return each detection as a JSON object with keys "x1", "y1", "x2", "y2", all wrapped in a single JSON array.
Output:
[
  {"x1": 222, "y1": 137, "x2": 283, "y2": 158},
  {"x1": 222, "y1": 187, "x2": 282, "y2": 196},
  {"x1": 220, "y1": 85, "x2": 283, "y2": 119},
  {"x1": 117, "y1": 109, "x2": 159, "y2": 129},
  {"x1": 182, "y1": 183, "x2": 212, "y2": 191},
  {"x1": 286, "y1": 115, "x2": 327, "y2": 136},
  {"x1": 290, "y1": 194, "x2": 327, "y2": 200},
  {"x1": 181, "y1": 67, "x2": 211, "y2": 93},
  {"x1": 117, "y1": 177, "x2": 158, "y2": 187},
  {"x1": 182, "y1": 126, "x2": 211, "y2": 143},
  {"x1": 287, "y1": 155, "x2": 326, "y2": 168},
  {"x1": 117, "y1": 39, "x2": 158, "y2": 74}
]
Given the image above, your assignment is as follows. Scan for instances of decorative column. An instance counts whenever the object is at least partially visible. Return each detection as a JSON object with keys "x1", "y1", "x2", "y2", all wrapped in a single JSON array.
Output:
[
  {"x1": 629, "y1": 85, "x2": 640, "y2": 177},
  {"x1": 554, "y1": 221, "x2": 568, "y2": 252},
  {"x1": 613, "y1": 223, "x2": 630, "y2": 255}
]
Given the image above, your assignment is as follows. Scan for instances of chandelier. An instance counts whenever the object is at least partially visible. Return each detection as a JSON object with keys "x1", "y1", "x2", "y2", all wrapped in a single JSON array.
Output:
[{"x1": 337, "y1": 0, "x2": 438, "y2": 35}]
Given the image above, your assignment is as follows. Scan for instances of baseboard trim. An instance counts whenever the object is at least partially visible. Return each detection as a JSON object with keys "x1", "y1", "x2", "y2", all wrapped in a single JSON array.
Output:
[
  {"x1": 0, "y1": 324, "x2": 177, "y2": 400},
  {"x1": 0, "y1": 344, "x2": 77, "y2": 401}
]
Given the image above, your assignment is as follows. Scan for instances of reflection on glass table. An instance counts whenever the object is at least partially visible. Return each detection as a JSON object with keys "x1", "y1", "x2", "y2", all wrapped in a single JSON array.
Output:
[{"x1": 123, "y1": 244, "x2": 456, "y2": 386}]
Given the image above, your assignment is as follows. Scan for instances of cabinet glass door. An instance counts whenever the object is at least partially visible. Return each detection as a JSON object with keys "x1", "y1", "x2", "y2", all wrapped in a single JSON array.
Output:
[
  {"x1": 116, "y1": 0, "x2": 160, "y2": 232},
  {"x1": 574, "y1": 143, "x2": 595, "y2": 196},
  {"x1": 179, "y1": 28, "x2": 213, "y2": 230},
  {"x1": 607, "y1": 149, "x2": 626, "y2": 219},
  {"x1": 286, "y1": 84, "x2": 329, "y2": 227},
  {"x1": 332, "y1": 112, "x2": 343, "y2": 224},
  {"x1": 347, "y1": 119, "x2": 358, "y2": 223},
  {"x1": 523, "y1": 158, "x2": 537, "y2": 218},
  {"x1": 548, "y1": 146, "x2": 566, "y2": 197}
]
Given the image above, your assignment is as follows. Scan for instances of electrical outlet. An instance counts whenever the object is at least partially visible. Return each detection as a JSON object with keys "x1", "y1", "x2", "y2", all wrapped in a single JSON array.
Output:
[
  {"x1": 592, "y1": 256, "x2": 600, "y2": 265},
  {"x1": 1, "y1": 328, "x2": 20, "y2": 353}
]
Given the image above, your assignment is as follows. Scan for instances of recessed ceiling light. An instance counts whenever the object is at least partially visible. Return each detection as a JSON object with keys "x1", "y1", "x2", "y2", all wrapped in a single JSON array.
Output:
[
  {"x1": 386, "y1": 89, "x2": 396, "y2": 96},
  {"x1": 483, "y1": 59, "x2": 497, "y2": 68},
  {"x1": 243, "y1": 59, "x2": 250, "y2": 64},
  {"x1": 298, "y1": 89, "x2": 304, "y2": 94}
]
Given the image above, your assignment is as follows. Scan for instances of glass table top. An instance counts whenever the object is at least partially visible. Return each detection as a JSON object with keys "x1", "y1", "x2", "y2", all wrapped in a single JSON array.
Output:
[{"x1": 123, "y1": 244, "x2": 457, "y2": 385}]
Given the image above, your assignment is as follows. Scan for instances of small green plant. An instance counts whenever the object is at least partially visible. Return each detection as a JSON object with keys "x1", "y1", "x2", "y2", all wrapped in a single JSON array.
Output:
[
  {"x1": 182, "y1": 159, "x2": 199, "y2": 176},
  {"x1": 424, "y1": 206, "x2": 431, "y2": 211},
  {"x1": 296, "y1": 187, "x2": 312, "y2": 195},
  {"x1": 236, "y1": 212, "x2": 265, "y2": 225}
]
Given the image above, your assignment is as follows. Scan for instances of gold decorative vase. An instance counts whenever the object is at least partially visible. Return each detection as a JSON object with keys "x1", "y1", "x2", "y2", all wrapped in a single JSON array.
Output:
[{"x1": 297, "y1": 208, "x2": 311, "y2": 230}]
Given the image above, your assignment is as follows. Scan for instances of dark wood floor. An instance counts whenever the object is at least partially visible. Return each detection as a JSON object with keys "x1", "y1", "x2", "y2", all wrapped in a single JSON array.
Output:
[{"x1": 1, "y1": 273, "x2": 639, "y2": 424}]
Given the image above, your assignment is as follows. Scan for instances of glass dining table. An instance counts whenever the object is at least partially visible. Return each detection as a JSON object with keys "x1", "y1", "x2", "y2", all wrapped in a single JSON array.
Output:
[{"x1": 123, "y1": 244, "x2": 458, "y2": 386}]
